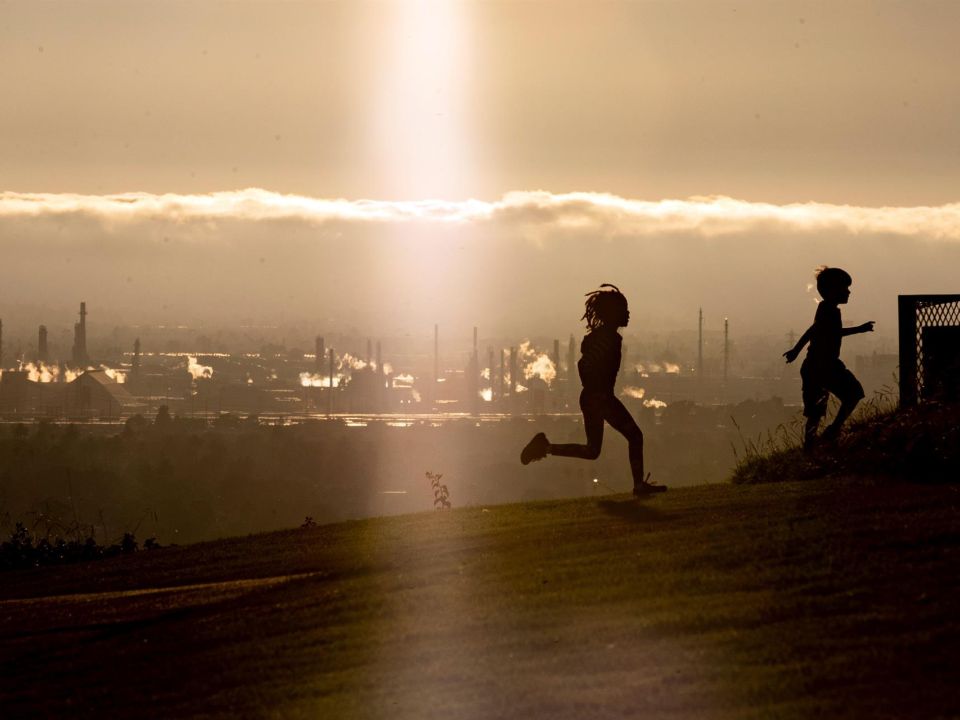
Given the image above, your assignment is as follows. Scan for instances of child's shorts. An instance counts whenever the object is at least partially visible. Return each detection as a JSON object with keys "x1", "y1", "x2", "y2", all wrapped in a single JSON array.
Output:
[{"x1": 800, "y1": 358, "x2": 865, "y2": 419}]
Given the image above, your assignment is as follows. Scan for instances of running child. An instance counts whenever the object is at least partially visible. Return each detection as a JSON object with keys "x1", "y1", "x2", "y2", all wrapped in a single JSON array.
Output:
[
  {"x1": 520, "y1": 284, "x2": 666, "y2": 496},
  {"x1": 783, "y1": 266, "x2": 874, "y2": 449}
]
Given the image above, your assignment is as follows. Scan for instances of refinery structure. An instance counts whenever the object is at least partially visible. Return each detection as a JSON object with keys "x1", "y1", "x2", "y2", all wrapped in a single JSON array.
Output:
[{"x1": 0, "y1": 302, "x2": 897, "y2": 422}]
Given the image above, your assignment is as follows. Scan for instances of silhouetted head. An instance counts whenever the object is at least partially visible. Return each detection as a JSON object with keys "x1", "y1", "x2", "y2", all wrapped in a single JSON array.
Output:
[
  {"x1": 583, "y1": 284, "x2": 629, "y2": 329},
  {"x1": 815, "y1": 266, "x2": 852, "y2": 304}
]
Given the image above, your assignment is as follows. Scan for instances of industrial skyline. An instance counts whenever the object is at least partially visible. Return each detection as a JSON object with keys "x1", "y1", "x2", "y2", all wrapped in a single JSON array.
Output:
[{"x1": 0, "y1": 299, "x2": 898, "y2": 423}]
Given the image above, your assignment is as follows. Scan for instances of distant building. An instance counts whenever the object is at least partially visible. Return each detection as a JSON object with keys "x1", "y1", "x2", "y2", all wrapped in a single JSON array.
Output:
[
  {"x1": 66, "y1": 371, "x2": 143, "y2": 418},
  {"x1": 0, "y1": 371, "x2": 36, "y2": 414},
  {"x1": 0, "y1": 371, "x2": 66, "y2": 416}
]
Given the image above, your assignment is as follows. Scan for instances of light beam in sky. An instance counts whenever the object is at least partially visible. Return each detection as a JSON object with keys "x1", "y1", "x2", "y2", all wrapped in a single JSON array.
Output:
[{"x1": 371, "y1": 0, "x2": 474, "y2": 200}]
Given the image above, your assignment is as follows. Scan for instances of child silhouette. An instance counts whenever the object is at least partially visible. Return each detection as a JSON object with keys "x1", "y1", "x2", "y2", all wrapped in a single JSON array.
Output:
[
  {"x1": 784, "y1": 267, "x2": 874, "y2": 449},
  {"x1": 521, "y1": 284, "x2": 666, "y2": 496}
]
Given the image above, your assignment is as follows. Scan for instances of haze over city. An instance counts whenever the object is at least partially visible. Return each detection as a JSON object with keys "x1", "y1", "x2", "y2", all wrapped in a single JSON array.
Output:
[{"x1": 2, "y1": 1, "x2": 959, "y2": 340}]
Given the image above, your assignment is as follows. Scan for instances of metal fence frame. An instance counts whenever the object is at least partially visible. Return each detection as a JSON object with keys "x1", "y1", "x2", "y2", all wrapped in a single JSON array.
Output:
[{"x1": 898, "y1": 294, "x2": 960, "y2": 407}]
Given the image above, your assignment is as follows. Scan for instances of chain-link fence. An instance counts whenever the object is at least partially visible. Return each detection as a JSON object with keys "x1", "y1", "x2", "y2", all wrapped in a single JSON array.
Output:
[{"x1": 898, "y1": 294, "x2": 960, "y2": 407}]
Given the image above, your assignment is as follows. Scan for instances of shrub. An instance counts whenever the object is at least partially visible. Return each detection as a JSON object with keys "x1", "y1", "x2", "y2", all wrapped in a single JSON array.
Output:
[{"x1": 426, "y1": 471, "x2": 451, "y2": 510}]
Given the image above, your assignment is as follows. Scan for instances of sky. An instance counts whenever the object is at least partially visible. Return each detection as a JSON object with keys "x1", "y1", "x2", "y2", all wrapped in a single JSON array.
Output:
[{"x1": 1, "y1": 0, "x2": 959, "y2": 343}]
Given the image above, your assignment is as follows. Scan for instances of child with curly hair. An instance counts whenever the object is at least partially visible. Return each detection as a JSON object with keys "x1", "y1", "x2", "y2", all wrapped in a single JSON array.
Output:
[{"x1": 521, "y1": 284, "x2": 666, "y2": 496}]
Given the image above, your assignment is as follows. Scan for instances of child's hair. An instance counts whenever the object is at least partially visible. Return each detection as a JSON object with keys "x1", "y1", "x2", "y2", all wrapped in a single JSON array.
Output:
[
  {"x1": 582, "y1": 283, "x2": 628, "y2": 330},
  {"x1": 815, "y1": 266, "x2": 852, "y2": 296}
]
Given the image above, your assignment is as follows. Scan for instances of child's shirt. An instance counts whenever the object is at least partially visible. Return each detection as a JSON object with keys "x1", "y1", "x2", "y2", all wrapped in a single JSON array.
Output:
[
  {"x1": 806, "y1": 302, "x2": 842, "y2": 366},
  {"x1": 578, "y1": 326, "x2": 622, "y2": 393}
]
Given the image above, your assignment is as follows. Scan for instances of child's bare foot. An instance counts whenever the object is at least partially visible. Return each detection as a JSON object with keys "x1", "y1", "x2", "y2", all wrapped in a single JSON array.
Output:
[{"x1": 521, "y1": 432, "x2": 550, "y2": 465}]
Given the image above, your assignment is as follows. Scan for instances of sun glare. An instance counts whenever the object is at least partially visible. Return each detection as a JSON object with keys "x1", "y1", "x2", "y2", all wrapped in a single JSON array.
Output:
[{"x1": 373, "y1": 0, "x2": 473, "y2": 200}]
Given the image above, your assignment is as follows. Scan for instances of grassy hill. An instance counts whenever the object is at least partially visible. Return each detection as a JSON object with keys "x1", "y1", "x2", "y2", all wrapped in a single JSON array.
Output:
[
  {"x1": 732, "y1": 400, "x2": 960, "y2": 486},
  {"x1": 1, "y1": 478, "x2": 957, "y2": 719}
]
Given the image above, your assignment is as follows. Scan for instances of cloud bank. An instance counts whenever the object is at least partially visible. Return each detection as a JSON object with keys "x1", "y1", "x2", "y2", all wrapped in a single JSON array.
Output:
[
  {"x1": 3, "y1": 189, "x2": 960, "y2": 239},
  {"x1": 1, "y1": 189, "x2": 959, "y2": 340}
]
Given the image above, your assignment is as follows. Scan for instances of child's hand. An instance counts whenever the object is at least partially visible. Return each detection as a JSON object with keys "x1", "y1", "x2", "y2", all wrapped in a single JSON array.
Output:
[
  {"x1": 783, "y1": 348, "x2": 800, "y2": 363},
  {"x1": 860, "y1": 321, "x2": 875, "y2": 333}
]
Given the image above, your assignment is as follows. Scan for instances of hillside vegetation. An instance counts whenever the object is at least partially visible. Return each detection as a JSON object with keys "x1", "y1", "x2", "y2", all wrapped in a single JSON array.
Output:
[{"x1": 732, "y1": 400, "x2": 960, "y2": 485}]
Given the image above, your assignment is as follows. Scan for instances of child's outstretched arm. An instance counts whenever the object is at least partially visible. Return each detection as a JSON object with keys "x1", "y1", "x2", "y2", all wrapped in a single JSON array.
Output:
[
  {"x1": 842, "y1": 321, "x2": 875, "y2": 337},
  {"x1": 783, "y1": 325, "x2": 813, "y2": 363}
]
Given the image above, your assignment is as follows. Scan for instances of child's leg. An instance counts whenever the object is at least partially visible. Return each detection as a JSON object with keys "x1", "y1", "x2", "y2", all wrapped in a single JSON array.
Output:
[
  {"x1": 549, "y1": 391, "x2": 605, "y2": 460},
  {"x1": 602, "y1": 396, "x2": 645, "y2": 487},
  {"x1": 801, "y1": 362, "x2": 828, "y2": 450},
  {"x1": 822, "y1": 365, "x2": 866, "y2": 440},
  {"x1": 822, "y1": 399, "x2": 858, "y2": 439}
]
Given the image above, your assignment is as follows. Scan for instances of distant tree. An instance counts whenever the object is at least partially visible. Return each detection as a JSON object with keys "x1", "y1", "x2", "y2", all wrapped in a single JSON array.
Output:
[
  {"x1": 124, "y1": 414, "x2": 149, "y2": 436},
  {"x1": 154, "y1": 405, "x2": 172, "y2": 428}
]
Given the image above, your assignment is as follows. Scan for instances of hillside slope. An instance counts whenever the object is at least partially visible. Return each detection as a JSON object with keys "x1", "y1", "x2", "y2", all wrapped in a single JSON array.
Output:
[{"x1": 2, "y1": 480, "x2": 958, "y2": 719}]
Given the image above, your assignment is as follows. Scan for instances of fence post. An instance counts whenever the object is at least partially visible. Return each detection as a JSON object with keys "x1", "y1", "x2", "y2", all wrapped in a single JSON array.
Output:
[{"x1": 898, "y1": 295, "x2": 917, "y2": 408}]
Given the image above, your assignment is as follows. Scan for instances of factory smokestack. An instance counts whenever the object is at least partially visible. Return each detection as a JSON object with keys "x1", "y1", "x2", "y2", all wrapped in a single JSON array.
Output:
[
  {"x1": 328, "y1": 347, "x2": 335, "y2": 415},
  {"x1": 499, "y1": 348, "x2": 506, "y2": 403},
  {"x1": 0, "y1": 318, "x2": 4, "y2": 368},
  {"x1": 698, "y1": 307, "x2": 704, "y2": 378},
  {"x1": 377, "y1": 340, "x2": 387, "y2": 390},
  {"x1": 366, "y1": 338, "x2": 372, "y2": 366},
  {"x1": 509, "y1": 346, "x2": 518, "y2": 396},
  {"x1": 552, "y1": 339, "x2": 560, "y2": 378},
  {"x1": 38, "y1": 325, "x2": 48, "y2": 363},
  {"x1": 723, "y1": 317, "x2": 730, "y2": 382},
  {"x1": 470, "y1": 327, "x2": 479, "y2": 414},
  {"x1": 567, "y1": 335, "x2": 576, "y2": 397},
  {"x1": 132, "y1": 338, "x2": 141, "y2": 377},
  {"x1": 72, "y1": 301, "x2": 89, "y2": 365},
  {"x1": 488, "y1": 347, "x2": 495, "y2": 400},
  {"x1": 315, "y1": 336, "x2": 324, "y2": 374}
]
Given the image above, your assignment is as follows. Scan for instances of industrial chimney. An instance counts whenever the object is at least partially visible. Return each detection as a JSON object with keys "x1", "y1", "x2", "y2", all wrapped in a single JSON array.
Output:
[
  {"x1": 499, "y1": 348, "x2": 506, "y2": 403},
  {"x1": 723, "y1": 317, "x2": 730, "y2": 382},
  {"x1": 698, "y1": 307, "x2": 704, "y2": 378},
  {"x1": 132, "y1": 337, "x2": 141, "y2": 376},
  {"x1": 469, "y1": 327, "x2": 479, "y2": 414},
  {"x1": 328, "y1": 347, "x2": 335, "y2": 415},
  {"x1": 72, "y1": 301, "x2": 89, "y2": 365},
  {"x1": 38, "y1": 325, "x2": 48, "y2": 363},
  {"x1": 315, "y1": 336, "x2": 325, "y2": 374},
  {"x1": 488, "y1": 347, "x2": 495, "y2": 401}
]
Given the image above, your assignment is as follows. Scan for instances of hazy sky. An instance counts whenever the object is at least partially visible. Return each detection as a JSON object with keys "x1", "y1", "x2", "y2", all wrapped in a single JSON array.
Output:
[
  {"x1": 4, "y1": 0, "x2": 959, "y2": 203},
  {"x1": 2, "y1": 1, "x2": 959, "y2": 343}
]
